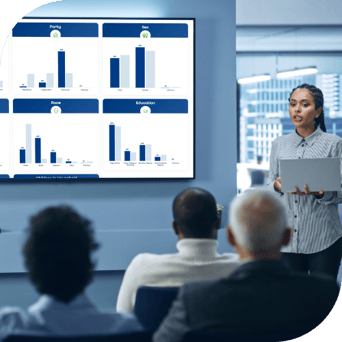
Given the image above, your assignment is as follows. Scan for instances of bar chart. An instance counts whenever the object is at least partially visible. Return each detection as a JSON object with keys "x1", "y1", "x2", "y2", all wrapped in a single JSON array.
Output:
[
  {"x1": 3, "y1": 20, "x2": 194, "y2": 179},
  {"x1": 103, "y1": 28, "x2": 191, "y2": 95},
  {"x1": 12, "y1": 33, "x2": 98, "y2": 94},
  {"x1": 109, "y1": 47, "x2": 157, "y2": 90},
  {"x1": 13, "y1": 100, "x2": 100, "y2": 172},
  {"x1": 15, "y1": 119, "x2": 98, "y2": 170},
  {"x1": 105, "y1": 116, "x2": 188, "y2": 173},
  {"x1": 103, "y1": 99, "x2": 192, "y2": 177}
]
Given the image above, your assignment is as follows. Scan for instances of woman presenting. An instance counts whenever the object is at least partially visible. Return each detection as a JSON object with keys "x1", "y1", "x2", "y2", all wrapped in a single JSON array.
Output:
[{"x1": 268, "y1": 83, "x2": 342, "y2": 278}]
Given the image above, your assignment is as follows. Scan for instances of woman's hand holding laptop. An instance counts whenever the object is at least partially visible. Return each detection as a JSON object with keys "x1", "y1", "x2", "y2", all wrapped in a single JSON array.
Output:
[{"x1": 274, "y1": 177, "x2": 324, "y2": 197}]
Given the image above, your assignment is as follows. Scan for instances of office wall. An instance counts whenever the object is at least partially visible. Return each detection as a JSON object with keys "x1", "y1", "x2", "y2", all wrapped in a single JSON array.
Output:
[
  {"x1": 0, "y1": 0, "x2": 236, "y2": 309},
  {"x1": 237, "y1": 0, "x2": 342, "y2": 25}
]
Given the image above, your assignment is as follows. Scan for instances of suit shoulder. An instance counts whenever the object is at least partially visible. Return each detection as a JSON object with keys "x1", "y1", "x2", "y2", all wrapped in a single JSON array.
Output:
[
  {"x1": 181, "y1": 277, "x2": 222, "y2": 296},
  {"x1": 294, "y1": 272, "x2": 339, "y2": 297}
]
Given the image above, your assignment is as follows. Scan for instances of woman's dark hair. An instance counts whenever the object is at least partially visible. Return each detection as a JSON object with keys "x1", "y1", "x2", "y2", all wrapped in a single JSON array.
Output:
[
  {"x1": 23, "y1": 205, "x2": 99, "y2": 303},
  {"x1": 288, "y1": 83, "x2": 326, "y2": 132}
]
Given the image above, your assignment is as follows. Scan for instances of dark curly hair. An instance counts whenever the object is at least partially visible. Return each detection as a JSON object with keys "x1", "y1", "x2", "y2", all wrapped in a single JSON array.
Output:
[
  {"x1": 288, "y1": 83, "x2": 326, "y2": 132},
  {"x1": 23, "y1": 205, "x2": 99, "y2": 303}
]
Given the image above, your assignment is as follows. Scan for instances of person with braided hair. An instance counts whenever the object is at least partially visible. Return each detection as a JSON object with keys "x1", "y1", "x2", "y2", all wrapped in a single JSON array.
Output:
[{"x1": 267, "y1": 83, "x2": 342, "y2": 278}]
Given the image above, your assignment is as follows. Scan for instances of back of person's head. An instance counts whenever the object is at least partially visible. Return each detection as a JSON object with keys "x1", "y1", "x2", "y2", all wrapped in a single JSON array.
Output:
[
  {"x1": 172, "y1": 188, "x2": 218, "y2": 238},
  {"x1": 23, "y1": 205, "x2": 99, "y2": 303},
  {"x1": 229, "y1": 190, "x2": 289, "y2": 254}
]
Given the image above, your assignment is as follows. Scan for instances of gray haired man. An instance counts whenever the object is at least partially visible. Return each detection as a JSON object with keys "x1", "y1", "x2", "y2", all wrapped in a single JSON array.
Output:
[{"x1": 154, "y1": 190, "x2": 339, "y2": 342}]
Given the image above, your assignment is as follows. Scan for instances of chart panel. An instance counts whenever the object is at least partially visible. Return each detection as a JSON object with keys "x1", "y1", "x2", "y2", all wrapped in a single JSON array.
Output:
[
  {"x1": 0, "y1": 100, "x2": 10, "y2": 171},
  {"x1": 103, "y1": 23, "x2": 190, "y2": 96},
  {"x1": 103, "y1": 99, "x2": 193, "y2": 178},
  {"x1": 13, "y1": 99, "x2": 99, "y2": 177},
  {"x1": 12, "y1": 23, "x2": 99, "y2": 95},
  {"x1": 2, "y1": 18, "x2": 194, "y2": 179}
]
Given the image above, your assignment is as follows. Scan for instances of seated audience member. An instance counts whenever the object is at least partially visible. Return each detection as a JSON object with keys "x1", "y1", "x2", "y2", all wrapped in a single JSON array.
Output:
[
  {"x1": 116, "y1": 188, "x2": 242, "y2": 313},
  {"x1": 0, "y1": 206, "x2": 143, "y2": 338},
  {"x1": 154, "y1": 190, "x2": 340, "y2": 342}
]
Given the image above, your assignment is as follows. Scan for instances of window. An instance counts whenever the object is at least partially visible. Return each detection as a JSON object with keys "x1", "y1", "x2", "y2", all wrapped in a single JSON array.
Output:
[{"x1": 237, "y1": 72, "x2": 342, "y2": 192}]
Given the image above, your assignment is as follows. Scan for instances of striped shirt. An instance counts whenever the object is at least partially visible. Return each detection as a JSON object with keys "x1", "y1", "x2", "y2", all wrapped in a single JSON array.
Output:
[{"x1": 267, "y1": 126, "x2": 342, "y2": 254}]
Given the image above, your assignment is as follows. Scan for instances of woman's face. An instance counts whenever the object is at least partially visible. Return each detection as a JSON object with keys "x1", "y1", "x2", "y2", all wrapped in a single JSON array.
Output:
[{"x1": 289, "y1": 88, "x2": 322, "y2": 131}]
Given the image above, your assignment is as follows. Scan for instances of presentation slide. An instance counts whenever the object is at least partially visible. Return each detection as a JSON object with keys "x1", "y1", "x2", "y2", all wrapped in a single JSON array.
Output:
[
  {"x1": 0, "y1": 18, "x2": 194, "y2": 179},
  {"x1": 0, "y1": 41, "x2": 9, "y2": 94}
]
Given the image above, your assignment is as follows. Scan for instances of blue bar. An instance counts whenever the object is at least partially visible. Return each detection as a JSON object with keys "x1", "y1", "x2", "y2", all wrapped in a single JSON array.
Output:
[
  {"x1": 14, "y1": 99, "x2": 99, "y2": 113},
  {"x1": 50, "y1": 151, "x2": 57, "y2": 163},
  {"x1": 125, "y1": 151, "x2": 131, "y2": 161},
  {"x1": 66, "y1": 161, "x2": 72, "y2": 164},
  {"x1": 20, "y1": 86, "x2": 27, "y2": 88},
  {"x1": 140, "y1": 145, "x2": 146, "y2": 161},
  {"x1": 136, "y1": 47, "x2": 145, "y2": 88},
  {"x1": 14, "y1": 174, "x2": 100, "y2": 179},
  {"x1": 103, "y1": 24, "x2": 188, "y2": 38},
  {"x1": 0, "y1": 175, "x2": 10, "y2": 179},
  {"x1": 109, "y1": 124, "x2": 115, "y2": 161},
  {"x1": 20, "y1": 149, "x2": 26, "y2": 163},
  {"x1": 58, "y1": 51, "x2": 65, "y2": 88},
  {"x1": 13, "y1": 23, "x2": 99, "y2": 38},
  {"x1": 103, "y1": 99, "x2": 188, "y2": 114},
  {"x1": 35, "y1": 137, "x2": 41, "y2": 163},
  {"x1": 110, "y1": 58, "x2": 120, "y2": 88},
  {"x1": 0, "y1": 99, "x2": 9, "y2": 113},
  {"x1": 155, "y1": 156, "x2": 161, "y2": 161},
  {"x1": 39, "y1": 82, "x2": 46, "y2": 88}
]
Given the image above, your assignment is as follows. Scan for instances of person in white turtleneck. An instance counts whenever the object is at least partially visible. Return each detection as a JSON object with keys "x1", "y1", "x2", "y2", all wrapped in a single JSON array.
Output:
[{"x1": 116, "y1": 188, "x2": 243, "y2": 313}]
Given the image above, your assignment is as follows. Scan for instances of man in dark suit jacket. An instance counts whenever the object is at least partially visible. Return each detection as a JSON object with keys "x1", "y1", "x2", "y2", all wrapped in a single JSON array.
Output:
[{"x1": 153, "y1": 190, "x2": 340, "y2": 342}]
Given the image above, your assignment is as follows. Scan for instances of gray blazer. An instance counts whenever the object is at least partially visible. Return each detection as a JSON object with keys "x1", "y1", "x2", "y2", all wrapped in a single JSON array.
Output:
[{"x1": 153, "y1": 260, "x2": 339, "y2": 342}]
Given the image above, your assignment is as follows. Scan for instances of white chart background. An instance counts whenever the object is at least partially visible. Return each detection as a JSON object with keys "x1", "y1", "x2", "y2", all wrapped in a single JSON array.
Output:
[
  {"x1": 12, "y1": 36, "x2": 99, "y2": 95},
  {"x1": 103, "y1": 36, "x2": 189, "y2": 96},
  {"x1": 13, "y1": 113, "x2": 99, "y2": 172},
  {"x1": 103, "y1": 113, "x2": 190, "y2": 174},
  {"x1": 4, "y1": 18, "x2": 194, "y2": 178}
]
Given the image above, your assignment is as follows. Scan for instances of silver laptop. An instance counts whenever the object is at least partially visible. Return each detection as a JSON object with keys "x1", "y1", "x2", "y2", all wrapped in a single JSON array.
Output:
[{"x1": 279, "y1": 157, "x2": 341, "y2": 193}]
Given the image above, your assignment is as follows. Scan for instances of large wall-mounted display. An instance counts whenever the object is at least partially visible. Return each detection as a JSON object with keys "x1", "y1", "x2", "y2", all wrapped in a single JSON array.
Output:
[{"x1": 0, "y1": 18, "x2": 194, "y2": 179}]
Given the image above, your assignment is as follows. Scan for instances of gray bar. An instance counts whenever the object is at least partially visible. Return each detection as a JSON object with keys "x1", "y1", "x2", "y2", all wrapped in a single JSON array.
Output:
[
  {"x1": 66, "y1": 73, "x2": 73, "y2": 88},
  {"x1": 41, "y1": 158, "x2": 47, "y2": 164},
  {"x1": 131, "y1": 152, "x2": 136, "y2": 161},
  {"x1": 0, "y1": 81, "x2": 3, "y2": 88},
  {"x1": 115, "y1": 126, "x2": 121, "y2": 161},
  {"x1": 146, "y1": 144, "x2": 151, "y2": 161},
  {"x1": 26, "y1": 124, "x2": 32, "y2": 163},
  {"x1": 47, "y1": 73, "x2": 54, "y2": 88},
  {"x1": 146, "y1": 51, "x2": 155, "y2": 88},
  {"x1": 57, "y1": 158, "x2": 63, "y2": 163},
  {"x1": 161, "y1": 155, "x2": 167, "y2": 161},
  {"x1": 28, "y1": 74, "x2": 34, "y2": 88},
  {"x1": 120, "y1": 55, "x2": 130, "y2": 88}
]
